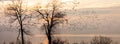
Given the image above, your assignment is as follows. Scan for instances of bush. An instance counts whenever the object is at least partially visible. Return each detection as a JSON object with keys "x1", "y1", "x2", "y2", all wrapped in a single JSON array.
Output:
[{"x1": 90, "y1": 36, "x2": 112, "y2": 44}]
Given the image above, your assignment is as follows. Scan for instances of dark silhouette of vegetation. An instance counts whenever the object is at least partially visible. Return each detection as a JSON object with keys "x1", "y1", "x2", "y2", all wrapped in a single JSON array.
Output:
[
  {"x1": 7, "y1": 40, "x2": 32, "y2": 44},
  {"x1": 90, "y1": 36, "x2": 112, "y2": 44},
  {"x1": 4, "y1": 0, "x2": 31, "y2": 44},
  {"x1": 33, "y1": 0, "x2": 67, "y2": 44},
  {"x1": 71, "y1": 36, "x2": 114, "y2": 44},
  {"x1": 52, "y1": 38, "x2": 69, "y2": 44}
]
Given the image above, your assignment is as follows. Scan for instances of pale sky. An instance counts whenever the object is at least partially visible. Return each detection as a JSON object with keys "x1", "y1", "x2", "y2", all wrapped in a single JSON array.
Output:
[
  {"x1": 0, "y1": 0, "x2": 120, "y2": 9},
  {"x1": 61, "y1": 0, "x2": 120, "y2": 9}
]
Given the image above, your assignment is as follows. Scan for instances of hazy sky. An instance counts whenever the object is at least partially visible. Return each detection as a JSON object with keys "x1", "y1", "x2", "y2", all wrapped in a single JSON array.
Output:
[
  {"x1": 0, "y1": 0, "x2": 120, "y2": 44},
  {"x1": 0, "y1": 0, "x2": 120, "y2": 8},
  {"x1": 0, "y1": 0, "x2": 120, "y2": 36}
]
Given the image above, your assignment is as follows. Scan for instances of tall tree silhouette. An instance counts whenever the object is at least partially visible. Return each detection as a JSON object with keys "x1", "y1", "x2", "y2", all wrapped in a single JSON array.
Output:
[
  {"x1": 34, "y1": 0, "x2": 67, "y2": 44},
  {"x1": 4, "y1": 0, "x2": 31, "y2": 44}
]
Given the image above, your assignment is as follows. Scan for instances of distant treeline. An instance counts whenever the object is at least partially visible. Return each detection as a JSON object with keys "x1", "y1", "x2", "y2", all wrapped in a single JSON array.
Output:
[{"x1": 3, "y1": 36, "x2": 119, "y2": 44}]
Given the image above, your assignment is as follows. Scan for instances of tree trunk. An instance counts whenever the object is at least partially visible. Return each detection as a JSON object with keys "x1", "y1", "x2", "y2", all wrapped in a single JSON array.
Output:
[
  {"x1": 21, "y1": 27, "x2": 24, "y2": 44},
  {"x1": 48, "y1": 29, "x2": 52, "y2": 44},
  {"x1": 20, "y1": 21, "x2": 24, "y2": 44},
  {"x1": 48, "y1": 35, "x2": 52, "y2": 44}
]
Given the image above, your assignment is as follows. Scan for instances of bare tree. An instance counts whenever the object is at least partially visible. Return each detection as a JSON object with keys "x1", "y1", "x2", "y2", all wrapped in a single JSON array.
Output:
[
  {"x1": 4, "y1": 0, "x2": 31, "y2": 44},
  {"x1": 91, "y1": 36, "x2": 112, "y2": 44},
  {"x1": 33, "y1": 0, "x2": 67, "y2": 44}
]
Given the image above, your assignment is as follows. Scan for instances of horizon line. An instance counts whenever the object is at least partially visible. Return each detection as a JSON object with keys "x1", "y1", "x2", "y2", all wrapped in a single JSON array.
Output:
[{"x1": 33, "y1": 34, "x2": 120, "y2": 38}]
